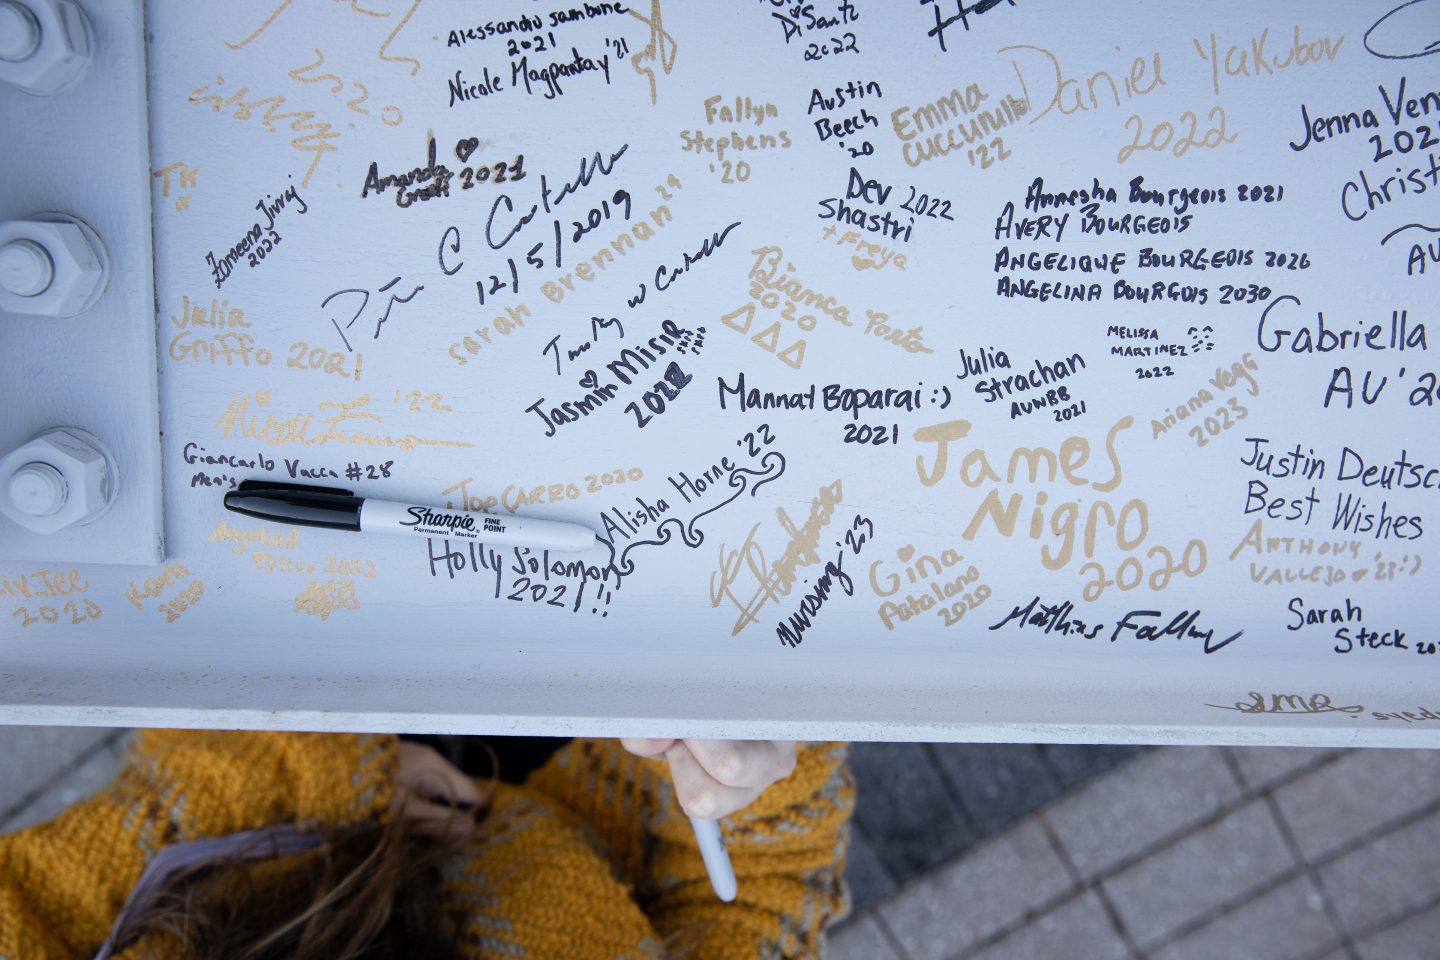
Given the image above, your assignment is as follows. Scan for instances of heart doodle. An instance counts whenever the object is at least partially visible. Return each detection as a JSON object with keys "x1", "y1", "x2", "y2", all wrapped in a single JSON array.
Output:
[
  {"x1": 454, "y1": 137, "x2": 480, "y2": 163},
  {"x1": 896, "y1": 544, "x2": 915, "y2": 562},
  {"x1": 578, "y1": 370, "x2": 600, "y2": 389}
]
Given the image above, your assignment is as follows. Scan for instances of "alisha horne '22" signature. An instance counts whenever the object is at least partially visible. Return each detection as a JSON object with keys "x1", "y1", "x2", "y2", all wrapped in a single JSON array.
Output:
[{"x1": 597, "y1": 425, "x2": 786, "y2": 577}]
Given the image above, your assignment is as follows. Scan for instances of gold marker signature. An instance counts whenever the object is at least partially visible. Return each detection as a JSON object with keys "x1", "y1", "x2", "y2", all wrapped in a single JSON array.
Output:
[
  {"x1": 710, "y1": 480, "x2": 843, "y2": 635},
  {"x1": 628, "y1": 0, "x2": 677, "y2": 105},
  {"x1": 294, "y1": 578, "x2": 359, "y2": 619},
  {"x1": 228, "y1": 0, "x2": 423, "y2": 76},
  {"x1": 214, "y1": 391, "x2": 473, "y2": 452}
]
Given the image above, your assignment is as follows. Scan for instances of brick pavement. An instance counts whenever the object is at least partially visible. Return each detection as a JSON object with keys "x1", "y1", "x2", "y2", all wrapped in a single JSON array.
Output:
[
  {"x1": 832, "y1": 745, "x2": 1440, "y2": 960},
  {"x1": 0, "y1": 725, "x2": 129, "y2": 832}
]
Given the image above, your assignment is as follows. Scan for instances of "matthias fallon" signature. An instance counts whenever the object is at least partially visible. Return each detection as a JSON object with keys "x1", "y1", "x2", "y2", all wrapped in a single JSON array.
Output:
[{"x1": 989, "y1": 595, "x2": 1244, "y2": 654}]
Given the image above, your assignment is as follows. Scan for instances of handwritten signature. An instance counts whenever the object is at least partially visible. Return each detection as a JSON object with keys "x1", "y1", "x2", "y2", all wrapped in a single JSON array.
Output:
[
  {"x1": 1364, "y1": 0, "x2": 1440, "y2": 60},
  {"x1": 628, "y1": 0, "x2": 677, "y2": 104},
  {"x1": 709, "y1": 480, "x2": 844, "y2": 635},
  {"x1": 228, "y1": 0, "x2": 424, "y2": 76},
  {"x1": 1205, "y1": 691, "x2": 1365, "y2": 716},
  {"x1": 214, "y1": 392, "x2": 472, "y2": 452}
]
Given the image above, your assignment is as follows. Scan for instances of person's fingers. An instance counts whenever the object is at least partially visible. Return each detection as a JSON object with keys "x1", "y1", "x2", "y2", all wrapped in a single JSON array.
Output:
[
  {"x1": 685, "y1": 739, "x2": 797, "y2": 789},
  {"x1": 623, "y1": 739, "x2": 799, "y2": 818},
  {"x1": 397, "y1": 790, "x2": 474, "y2": 842},
  {"x1": 396, "y1": 741, "x2": 481, "y2": 809},
  {"x1": 620, "y1": 737, "x2": 678, "y2": 758},
  {"x1": 664, "y1": 740, "x2": 768, "y2": 820}
]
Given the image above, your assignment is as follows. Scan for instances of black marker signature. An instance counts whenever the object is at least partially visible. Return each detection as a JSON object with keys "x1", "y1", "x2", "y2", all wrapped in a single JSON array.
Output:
[
  {"x1": 1380, "y1": 222, "x2": 1440, "y2": 245},
  {"x1": 599, "y1": 451, "x2": 786, "y2": 575},
  {"x1": 1365, "y1": 0, "x2": 1440, "y2": 59}
]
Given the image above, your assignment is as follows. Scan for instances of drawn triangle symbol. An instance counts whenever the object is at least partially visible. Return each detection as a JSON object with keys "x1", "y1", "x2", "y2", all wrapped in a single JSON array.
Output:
[
  {"x1": 777, "y1": 338, "x2": 806, "y2": 369},
  {"x1": 751, "y1": 321, "x2": 782, "y2": 353},
  {"x1": 721, "y1": 302, "x2": 755, "y2": 334}
]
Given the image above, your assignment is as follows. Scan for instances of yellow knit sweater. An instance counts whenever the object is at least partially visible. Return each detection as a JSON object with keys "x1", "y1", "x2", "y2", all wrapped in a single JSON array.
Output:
[{"x1": 0, "y1": 732, "x2": 853, "y2": 959}]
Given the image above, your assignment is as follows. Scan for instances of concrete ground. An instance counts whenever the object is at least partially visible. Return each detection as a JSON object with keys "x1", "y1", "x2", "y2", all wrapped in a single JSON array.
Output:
[{"x1": 1, "y1": 728, "x2": 1436, "y2": 959}]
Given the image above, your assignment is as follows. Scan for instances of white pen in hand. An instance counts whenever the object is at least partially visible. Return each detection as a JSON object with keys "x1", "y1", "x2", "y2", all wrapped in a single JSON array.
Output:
[{"x1": 689, "y1": 816, "x2": 737, "y2": 902}]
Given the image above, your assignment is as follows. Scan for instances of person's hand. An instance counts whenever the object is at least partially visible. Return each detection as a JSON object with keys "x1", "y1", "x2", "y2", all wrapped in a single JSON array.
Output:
[
  {"x1": 621, "y1": 738, "x2": 797, "y2": 819},
  {"x1": 395, "y1": 740, "x2": 480, "y2": 843}
]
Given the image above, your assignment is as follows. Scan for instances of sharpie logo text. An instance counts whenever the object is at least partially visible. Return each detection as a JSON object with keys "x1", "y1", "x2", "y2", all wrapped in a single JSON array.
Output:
[{"x1": 403, "y1": 506, "x2": 476, "y2": 531}]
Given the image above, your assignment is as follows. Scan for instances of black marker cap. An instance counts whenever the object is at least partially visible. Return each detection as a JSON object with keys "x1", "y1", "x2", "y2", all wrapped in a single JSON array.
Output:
[{"x1": 223, "y1": 480, "x2": 362, "y2": 531}]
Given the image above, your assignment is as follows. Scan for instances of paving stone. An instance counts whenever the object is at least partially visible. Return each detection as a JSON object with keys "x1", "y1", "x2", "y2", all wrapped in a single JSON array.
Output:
[
  {"x1": 1, "y1": 735, "x2": 125, "y2": 833},
  {"x1": 1104, "y1": 798, "x2": 1296, "y2": 949},
  {"x1": 1147, "y1": 874, "x2": 1339, "y2": 960},
  {"x1": 1041, "y1": 743, "x2": 1148, "y2": 791},
  {"x1": 878, "y1": 817, "x2": 1074, "y2": 960},
  {"x1": 1318, "y1": 808, "x2": 1440, "y2": 935},
  {"x1": 0, "y1": 725, "x2": 121, "y2": 821},
  {"x1": 1271, "y1": 748, "x2": 1440, "y2": 861},
  {"x1": 1044, "y1": 747, "x2": 1241, "y2": 877},
  {"x1": 827, "y1": 913, "x2": 906, "y2": 960},
  {"x1": 845, "y1": 822, "x2": 898, "y2": 915},
  {"x1": 1353, "y1": 899, "x2": 1440, "y2": 960},
  {"x1": 1227, "y1": 747, "x2": 1345, "y2": 793},
  {"x1": 928, "y1": 744, "x2": 1062, "y2": 834},
  {"x1": 851, "y1": 741, "x2": 979, "y2": 878},
  {"x1": 965, "y1": 891, "x2": 1128, "y2": 960}
]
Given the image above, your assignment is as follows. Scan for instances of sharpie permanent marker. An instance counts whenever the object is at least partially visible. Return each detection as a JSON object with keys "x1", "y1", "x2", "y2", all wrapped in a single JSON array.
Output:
[{"x1": 223, "y1": 480, "x2": 597, "y2": 551}]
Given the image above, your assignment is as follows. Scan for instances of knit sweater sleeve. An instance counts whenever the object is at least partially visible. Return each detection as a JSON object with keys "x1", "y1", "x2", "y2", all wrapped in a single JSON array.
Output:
[
  {"x1": 0, "y1": 730, "x2": 396, "y2": 960},
  {"x1": 524, "y1": 739, "x2": 854, "y2": 960}
]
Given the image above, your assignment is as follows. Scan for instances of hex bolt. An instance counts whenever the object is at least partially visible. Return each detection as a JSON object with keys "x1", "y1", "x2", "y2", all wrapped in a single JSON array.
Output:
[
  {"x1": 0, "y1": 238, "x2": 54, "y2": 297},
  {"x1": 0, "y1": 428, "x2": 115, "y2": 534},
  {"x1": 0, "y1": 1, "x2": 40, "y2": 62},
  {"x1": 0, "y1": 0, "x2": 90, "y2": 94},
  {"x1": 0, "y1": 217, "x2": 107, "y2": 317},
  {"x1": 7, "y1": 461, "x2": 67, "y2": 516}
]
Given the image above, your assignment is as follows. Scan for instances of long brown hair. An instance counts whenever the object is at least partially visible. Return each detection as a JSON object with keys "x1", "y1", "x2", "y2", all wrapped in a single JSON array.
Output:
[
  {"x1": 111, "y1": 755, "x2": 722, "y2": 960},
  {"x1": 114, "y1": 794, "x2": 483, "y2": 959}
]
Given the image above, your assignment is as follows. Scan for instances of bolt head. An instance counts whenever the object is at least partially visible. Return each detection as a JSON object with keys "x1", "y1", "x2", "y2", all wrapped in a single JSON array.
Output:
[
  {"x1": 0, "y1": 1, "x2": 40, "y2": 62},
  {"x1": 0, "y1": 239, "x2": 54, "y2": 296},
  {"x1": 0, "y1": 0, "x2": 90, "y2": 95},
  {"x1": 0, "y1": 428, "x2": 113, "y2": 533},
  {"x1": 0, "y1": 218, "x2": 107, "y2": 317}
]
